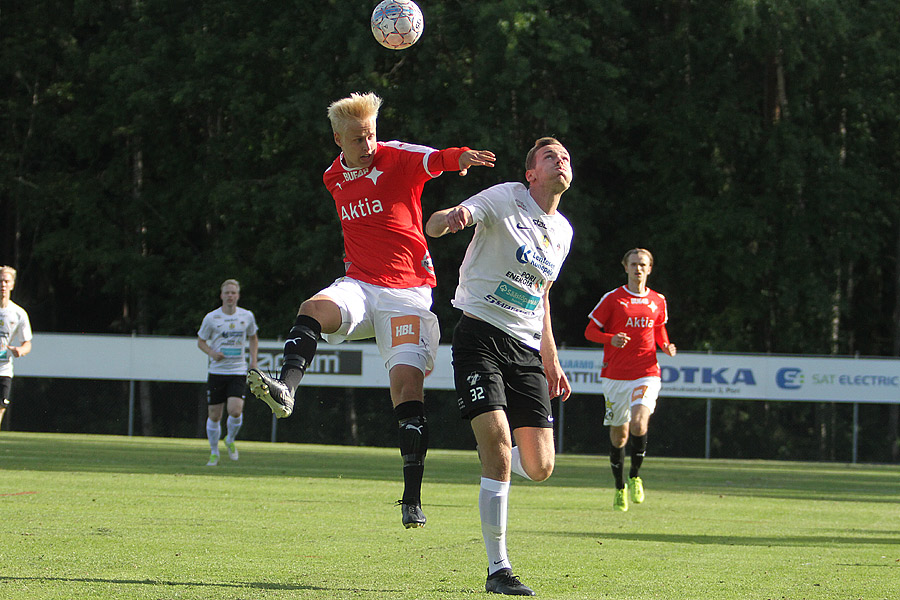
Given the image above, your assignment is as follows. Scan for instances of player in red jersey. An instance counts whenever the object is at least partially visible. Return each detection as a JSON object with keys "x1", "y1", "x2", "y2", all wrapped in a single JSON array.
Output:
[
  {"x1": 584, "y1": 248, "x2": 677, "y2": 511},
  {"x1": 248, "y1": 92, "x2": 495, "y2": 528}
]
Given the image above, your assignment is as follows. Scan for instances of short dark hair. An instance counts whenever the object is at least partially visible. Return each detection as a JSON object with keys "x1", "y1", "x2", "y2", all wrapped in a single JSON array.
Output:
[{"x1": 525, "y1": 137, "x2": 563, "y2": 171}]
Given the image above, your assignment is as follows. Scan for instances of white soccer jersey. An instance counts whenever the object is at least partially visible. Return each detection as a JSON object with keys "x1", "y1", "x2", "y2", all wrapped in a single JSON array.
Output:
[
  {"x1": 197, "y1": 307, "x2": 258, "y2": 375},
  {"x1": 0, "y1": 301, "x2": 32, "y2": 377},
  {"x1": 452, "y1": 182, "x2": 573, "y2": 350}
]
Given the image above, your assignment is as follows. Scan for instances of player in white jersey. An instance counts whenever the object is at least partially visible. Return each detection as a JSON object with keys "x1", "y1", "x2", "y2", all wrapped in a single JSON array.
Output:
[
  {"x1": 426, "y1": 137, "x2": 573, "y2": 597},
  {"x1": 197, "y1": 279, "x2": 259, "y2": 466},
  {"x1": 0, "y1": 266, "x2": 33, "y2": 430}
]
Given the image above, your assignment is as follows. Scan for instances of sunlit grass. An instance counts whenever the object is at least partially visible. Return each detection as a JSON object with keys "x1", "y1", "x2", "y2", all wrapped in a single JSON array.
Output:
[{"x1": 1, "y1": 432, "x2": 897, "y2": 599}]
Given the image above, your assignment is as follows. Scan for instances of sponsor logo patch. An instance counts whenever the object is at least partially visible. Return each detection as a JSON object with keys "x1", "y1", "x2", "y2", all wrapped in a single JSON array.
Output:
[
  {"x1": 391, "y1": 315, "x2": 420, "y2": 347},
  {"x1": 631, "y1": 385, "x2": 648, "y2": 403},
  {"x1": 493, "y1": 282, "x2": 541, "y2": 311}
]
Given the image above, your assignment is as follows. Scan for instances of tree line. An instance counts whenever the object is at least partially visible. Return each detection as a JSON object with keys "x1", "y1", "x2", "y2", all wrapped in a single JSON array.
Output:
[{"x1": 2, "y1": 1, "x2": 898, "y2": 460}]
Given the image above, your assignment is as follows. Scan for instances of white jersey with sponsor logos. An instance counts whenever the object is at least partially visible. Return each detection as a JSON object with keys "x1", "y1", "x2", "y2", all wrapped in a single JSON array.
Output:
[
  {"x1": 197, "y1": 307, "x2": 258, "y2": 375},
  {"x1": 0, "y1": 301, "x2": 32, "y2": 377},
  {"x1": 452, "y1": 182, "x2": 572, "y2": 350}
]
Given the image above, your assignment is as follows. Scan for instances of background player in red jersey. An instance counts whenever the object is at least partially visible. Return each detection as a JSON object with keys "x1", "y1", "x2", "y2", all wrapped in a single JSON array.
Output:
[
  {"x1": 248, "y1": 91, "x2": 495, "y2": 528},
  {"x1": 584, "y1": 248, "x2": 677, "y2": 512}
]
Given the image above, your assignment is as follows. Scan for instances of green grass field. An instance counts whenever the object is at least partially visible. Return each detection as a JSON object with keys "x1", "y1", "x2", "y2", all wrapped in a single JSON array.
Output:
[{"x1": 1, "y1": 432, "x2": 897, "y2": 600}]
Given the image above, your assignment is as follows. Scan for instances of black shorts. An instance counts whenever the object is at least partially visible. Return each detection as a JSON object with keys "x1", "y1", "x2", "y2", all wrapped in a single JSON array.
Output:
[
  {"x1": 0, "y1": 376, "x2": 11, "y2": 407},
  {"x1": 206, "y1": 374, "x2": 247, "y2": 406},
  {"x1": 451, "y1": 315, "x2": 553, "y2": 430}
]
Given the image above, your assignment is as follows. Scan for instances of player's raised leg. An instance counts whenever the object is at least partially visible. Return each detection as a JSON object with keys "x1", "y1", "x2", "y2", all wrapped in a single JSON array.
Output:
[{"x1": 249, "y1": 298, "x2": 338, "y2": 417}]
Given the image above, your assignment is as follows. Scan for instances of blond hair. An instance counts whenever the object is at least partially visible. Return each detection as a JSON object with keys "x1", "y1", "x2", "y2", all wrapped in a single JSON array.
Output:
[
  {"x1": 220, "y1": 278, "x2": 240, "y2": 291},
  {"x1": 0, "y1": 266, "x2": 16, "y2": 282},
  {"x1": 327, "y1": 92, "x2": 383, "y2": 135},
  {"x1": 621, "y1": 248, "x2": 654, "y2": 268}
]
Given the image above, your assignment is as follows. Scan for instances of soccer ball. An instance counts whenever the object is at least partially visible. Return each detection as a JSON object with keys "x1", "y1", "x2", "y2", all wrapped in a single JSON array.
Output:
[{"x1": 371, "y1": 0, "x2": 424, "y2": 50}]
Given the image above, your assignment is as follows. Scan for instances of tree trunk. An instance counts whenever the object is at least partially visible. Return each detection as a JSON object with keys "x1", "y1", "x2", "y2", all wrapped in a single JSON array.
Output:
[{"x1": 130, "y1": 139, "x2": 155, "y2": 435}]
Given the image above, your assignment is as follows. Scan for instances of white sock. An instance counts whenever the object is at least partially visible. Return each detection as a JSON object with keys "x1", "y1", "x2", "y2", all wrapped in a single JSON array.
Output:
[
  {"x1": 510, "y1": 446, "x2": 533, "y2": 481},
  {"x1": 206, "y1": 418, "x2": 220, "y2": 453},
  {"x1": 480, "y1": 477, "x2": 511, "y2": 575},
  {"x1": 226, "y1": 414, "x2": 243, "y2": 443}
]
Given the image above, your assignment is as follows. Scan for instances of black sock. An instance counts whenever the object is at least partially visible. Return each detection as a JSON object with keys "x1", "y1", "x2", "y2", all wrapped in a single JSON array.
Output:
[
  {"x1": 629, "y1": 434, "x2": 647, "y2": 479},
  {"x1": 610, "y1": 444, "x2": 626, "y2": 489},
  {"x1": 395, "y1": 401, "x2": 427, "y2": 504},
  {"x1": 280, "y1": 314, "x2": 321, "y2": 391}
]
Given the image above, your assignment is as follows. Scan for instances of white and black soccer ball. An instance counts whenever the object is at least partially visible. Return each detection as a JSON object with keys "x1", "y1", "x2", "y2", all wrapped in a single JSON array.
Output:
[{"x1": 371, "y1": 0, "x2": 424, "y2": 50}]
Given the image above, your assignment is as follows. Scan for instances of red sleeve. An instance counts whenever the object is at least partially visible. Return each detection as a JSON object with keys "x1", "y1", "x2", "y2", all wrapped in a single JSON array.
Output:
[
  {"x1": 427, "y1": 147, "x2": 470, "y2": 173},
  {"x1": 655, "y1": 324, "x2": 670, "y2": 349},
  {"x1": 585, "y1": 320, "x2": 615, "y2": 345}
]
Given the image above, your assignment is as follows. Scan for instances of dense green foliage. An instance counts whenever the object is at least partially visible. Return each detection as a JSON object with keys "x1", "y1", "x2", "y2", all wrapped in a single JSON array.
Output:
[{"x1": 2, "y1": 2, "x2": 898, "y2": 456}]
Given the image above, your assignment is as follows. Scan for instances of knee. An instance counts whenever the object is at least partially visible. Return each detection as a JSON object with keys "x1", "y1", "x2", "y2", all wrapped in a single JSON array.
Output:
[
  {"x1": 395, "y1": 383, "x2": 424, "y2": 405},
  {"x1": 527, "y1": 459, "x2": 554, "y2": 482},
  {"x1": 298, "y1": 299, "x2": 318, "y2": 317},
  {"x1": 630, "y1": 417, "x2": 649, "y2": 437},
  {"x1": 390, "y1": 366, "x2": 425, "y2": 405},
  {"x1": 610, "y1": 429, "x2": 628, "y2": 447},
  {"x1": 298, "y1": 298, "x2": 338, "y2": 332}
]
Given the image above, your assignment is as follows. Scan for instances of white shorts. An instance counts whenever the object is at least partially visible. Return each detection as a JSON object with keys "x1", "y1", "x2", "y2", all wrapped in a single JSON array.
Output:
[
  {"x1": 317, "y1": 277, "x2": 440, "y2": 374},
  {"x1": 601, "y1": 376, "x2": 661, "y2": 427}
]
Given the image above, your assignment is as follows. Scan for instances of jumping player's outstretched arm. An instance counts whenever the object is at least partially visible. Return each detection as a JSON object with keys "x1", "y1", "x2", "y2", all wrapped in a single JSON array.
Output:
[
  {"x1": 424, "y1": 148, "x2": 496, "y2": 176},
  {"x1": 457, "y1": 149, "x2": 496, "y2": 176}
]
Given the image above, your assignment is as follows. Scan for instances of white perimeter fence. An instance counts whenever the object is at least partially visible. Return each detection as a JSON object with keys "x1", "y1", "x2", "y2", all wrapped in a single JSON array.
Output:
[{"x1": 15, "y1": 333, "x2": 900, "y2": 462}]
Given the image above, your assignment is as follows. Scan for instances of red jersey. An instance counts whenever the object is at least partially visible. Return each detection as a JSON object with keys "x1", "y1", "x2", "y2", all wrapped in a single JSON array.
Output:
[
  {"x1": 586, "y1": 286, "x2": 670, "y2": 380},
  {"x1": 323, "y1": 141, "x2": 467, "y2": 288}
]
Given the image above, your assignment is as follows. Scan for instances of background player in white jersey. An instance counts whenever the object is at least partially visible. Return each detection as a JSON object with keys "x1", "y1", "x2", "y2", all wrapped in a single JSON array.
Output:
[
  {"x1": 247, "y1": 91, "x2": 495, "y2": 528},
  {"x1": 425, "y1": 137, "x2": 573, "y2": 596},
  {"x1": 584, "y1": 248, "x2": 676, "y2": 511},
  {"x1": 198, "y1": 279, "x2": 259, "y2": 466},
  {"x1": 0, "y1": 266, "x2": 33, "y2": 430}
]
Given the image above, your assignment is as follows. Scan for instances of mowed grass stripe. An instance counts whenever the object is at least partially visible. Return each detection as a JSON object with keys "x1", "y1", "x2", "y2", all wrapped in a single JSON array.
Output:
[{"x1": 1, "y1": 432, "x2": 897, "y2": 600}]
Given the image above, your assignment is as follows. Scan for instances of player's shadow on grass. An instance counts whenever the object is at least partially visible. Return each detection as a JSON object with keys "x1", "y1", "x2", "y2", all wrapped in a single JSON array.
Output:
[
  {"x1": 550, "y1": 531, "x2": 900, "y2": 548},
  {"x1": 0, "y1": 576, "x2": 402, "y2": 593}
]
